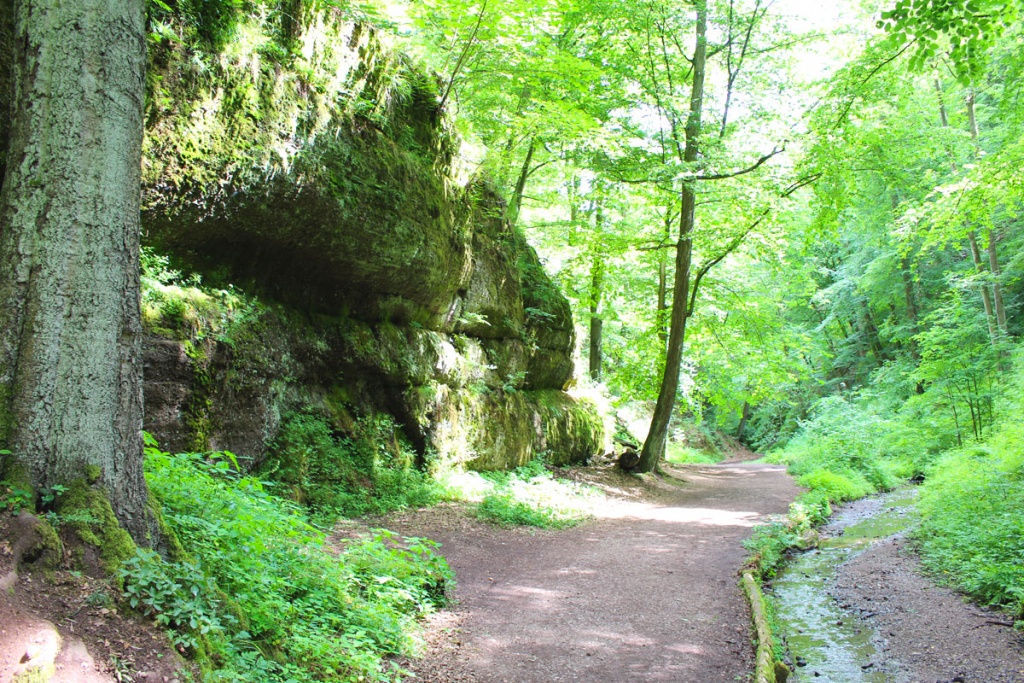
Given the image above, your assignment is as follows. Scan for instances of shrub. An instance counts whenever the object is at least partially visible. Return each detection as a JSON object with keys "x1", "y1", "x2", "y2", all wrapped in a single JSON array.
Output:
[
  {"x1": 798, "y1": 469, "x2": 872, "y2": 503},
  {"x1": 916, "y1": 444, "x2": 1024, "y2": 619},
  {"x1": 436, "y1": 458, "x2": 598, "y2": 529},
  {"x1": 265, "y1": 413, "x2": 441, "y2": 522},
  {"x1": 143, "y1": 441, "x2": 454, "y2": 682}
]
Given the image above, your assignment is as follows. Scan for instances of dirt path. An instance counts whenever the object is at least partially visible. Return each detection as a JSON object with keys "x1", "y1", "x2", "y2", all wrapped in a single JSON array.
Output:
[{"x1": 381, "y1": 461, "x2": 800, "y2": 683}]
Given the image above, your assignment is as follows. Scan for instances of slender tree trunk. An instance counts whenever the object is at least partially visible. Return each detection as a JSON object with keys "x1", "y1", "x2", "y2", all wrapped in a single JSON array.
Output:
[
  {"x1": 568, "y1": 172, "x2": 581, "y2": 246},
  {"x1": 967, "y1": 231, "x2": 999, "y2": 346},
  {"x1": 497, "y1": 84, "x2": 531, "y2": 189},
  {"x1": 735, "y1": 401, "x2": 752, "y2": 441},
  {"x1": 859, "y1": 302, "x2": 887, "y2": 363},
  {"x1": 508, "y1": 136, "x2": 536, "y2": 226},
  {"x1": 946, "y1": 386, "x2": 962, "y2": 447},
  {"x1": 588, "y1": 205, "x2": 605, "y2": 381},
  {"x1": 934, "y1": 78, "x2": 949, "y2": 127},
  {"x1": 987, "y1": 231, "x2": 1007, "y2": 335},
  {"x1": 588, "y1": 305, "x2": 603, "y2": 381},
  {"x1": 900, "y1": 255, "x2": 921, "y2": 357},
  {"x1": 0, "y1": 0, "x2": 149, "y2": 540},
  {"x1": 657, "y1": 207, "x2": 672, "y2": 351},
  {"x1": 637, "y1": 1, "x2": 707, "y2": 474},
  {"x1": 934, "y1": 80, "x2": 999, "y2": 349},
  {"x1": 965, "y1": 92, "x2": 1010, "y2": 364},
  {"x1": 941, "y1": 85, "x2": 1000, "y2": 351}
]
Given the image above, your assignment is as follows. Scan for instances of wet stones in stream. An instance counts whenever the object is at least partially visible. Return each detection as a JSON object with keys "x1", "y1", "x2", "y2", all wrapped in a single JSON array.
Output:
[{"x1": 773, "y1": 489, "x2": 1024, "y2": 683}]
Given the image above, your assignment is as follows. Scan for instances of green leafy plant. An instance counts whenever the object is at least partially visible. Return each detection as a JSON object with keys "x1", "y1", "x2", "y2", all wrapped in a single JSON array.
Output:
[
  {"x1": 143, "y1": 439, "x2": 454, "y2": 682},
  {"x1": 118, "y1": 548, "x2": 232, "y2": 651},
  {"x1": 265, "y1": 413, "x2": 440, "y2": 522},
  {"x1": 0, "y1": 456, "x2": 33, "y2": 514}
]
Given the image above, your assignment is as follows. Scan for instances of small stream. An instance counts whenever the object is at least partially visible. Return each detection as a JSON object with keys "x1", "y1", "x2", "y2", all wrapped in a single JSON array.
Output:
[{"x1": 772, "y1": 489, "x2": 919, "y2": 682}]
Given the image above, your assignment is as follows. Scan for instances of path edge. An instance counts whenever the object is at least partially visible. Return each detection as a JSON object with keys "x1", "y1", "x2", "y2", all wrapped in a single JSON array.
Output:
[{"x1": 742, "y1": 570, "x2": 780, "y2": 683}]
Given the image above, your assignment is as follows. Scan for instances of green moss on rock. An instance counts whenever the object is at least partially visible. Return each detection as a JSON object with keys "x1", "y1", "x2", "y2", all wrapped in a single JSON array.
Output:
[
  {"x1": 147, "y1": 495, "x2": 187, "y2": 563},
  {"x1": 16, "y1": 515, "x2": 63, "y2": 574},
  {"x1": 13, "y1": 663, "x2": 56, "y2": 683},
  {"x1": 404, "y1": 385, "x2": 604, "y2": 471},
  {"x1": 58, "y1": 480, "x2": 137, "y2": 574},
  {"x1": 135, "y1": 7, "x2": 596, "y2": 485}
]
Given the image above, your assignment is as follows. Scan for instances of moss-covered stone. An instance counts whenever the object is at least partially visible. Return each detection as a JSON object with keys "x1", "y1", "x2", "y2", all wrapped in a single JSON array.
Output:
[
  {"x1": 58, "y1": 480, "x2": 137, "y2": 575},
  {"x1": 136, "y1": 9, "x2": 600, "y2": 482},
  {"x1": 403, "y1": 384, "x2": 604, "y2": 471},
  {"x1": 12, "y1": 663, "x2": 56, "y2": 683},
  {"x1": 14, "y1": 514, "x2": 63, "y2": 574}
]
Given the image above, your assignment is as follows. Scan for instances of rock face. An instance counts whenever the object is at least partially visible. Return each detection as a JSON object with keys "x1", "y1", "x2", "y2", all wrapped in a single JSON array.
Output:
[{"x1": 137, "y1": 12, "x2": 603, "y2": 471}]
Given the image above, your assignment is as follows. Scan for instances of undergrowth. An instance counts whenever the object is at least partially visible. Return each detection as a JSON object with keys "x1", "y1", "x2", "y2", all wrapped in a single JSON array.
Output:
[
  {"x1": 265, "y1": 413, "x2": 441, "y2": 524},
  {"x1": 764, "y1": 394, "x2": 921, "y2": 504},
  {"x1": 440, "y1": 458, "x2": 599, "y2": 529},
  {"x1": 136, "y1": 436, "x2": 453, "y2": 682},
  {"x1": 915, "y1": 399, "x2": 1024, "y2": 622},
  {"x1": 743, "y1": 490, "x2": 832, "y2": 581},
  {"x1": 665, "y1": 442, "x2": 723, "y2": 465},
  {"x1": 141, "y1": 248, "x2": 259, "y2": 343}
]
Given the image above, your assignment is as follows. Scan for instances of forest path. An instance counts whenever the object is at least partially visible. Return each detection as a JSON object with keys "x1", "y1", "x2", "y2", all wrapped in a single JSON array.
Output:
[{"x1": 381, "y1": 459, "x2": 800, "y2": 683}]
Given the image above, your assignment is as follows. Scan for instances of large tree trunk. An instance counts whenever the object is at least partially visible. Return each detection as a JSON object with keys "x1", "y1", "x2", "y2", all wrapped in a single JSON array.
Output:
[
  {"x1": 637, "y1": 1, "x2": 707, "y2": 474},
  {"x1": 0, "y1": 0, "x2": 149, "y2": 541},
  {"x1": 0, "y1": 0, "x2": 12, "y2": 186}
]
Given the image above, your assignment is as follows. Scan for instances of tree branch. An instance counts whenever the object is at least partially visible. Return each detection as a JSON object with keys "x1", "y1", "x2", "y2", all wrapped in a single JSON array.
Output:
[
  {"x1": 438, "y1": 0, "x2": 490, "y2": 111},
  {"x1": 697, "y1": 145, "x2": 784, "y2": 181},
  {"x1": 688, "y1": 213, "x2": 768, "y2": 316}
]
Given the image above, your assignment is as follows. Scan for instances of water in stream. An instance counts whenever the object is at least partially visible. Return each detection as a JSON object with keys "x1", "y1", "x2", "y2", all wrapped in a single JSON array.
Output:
[{"x1": 772, "y1": 489, "x2": 919, "y2": 682}]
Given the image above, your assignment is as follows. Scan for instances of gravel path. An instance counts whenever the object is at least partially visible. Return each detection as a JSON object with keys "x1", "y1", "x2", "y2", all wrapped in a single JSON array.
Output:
[{"x1": 382, "y1": 461, "x2": 800, "y2": 683}]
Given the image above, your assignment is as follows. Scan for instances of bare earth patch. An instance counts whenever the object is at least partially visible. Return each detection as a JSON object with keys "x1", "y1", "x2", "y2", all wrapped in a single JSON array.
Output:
[
  {"x1": 383, "y1": 460, "x2": 800, "y2": 683},
  {"x1": 0, "y1": 513, "x2": 188, "y2": 683}
]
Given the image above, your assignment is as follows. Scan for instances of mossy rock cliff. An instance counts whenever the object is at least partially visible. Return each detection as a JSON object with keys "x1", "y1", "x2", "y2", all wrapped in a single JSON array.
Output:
[{"x1": 138, "y1": 9, "x2": 603, "y2": 473}]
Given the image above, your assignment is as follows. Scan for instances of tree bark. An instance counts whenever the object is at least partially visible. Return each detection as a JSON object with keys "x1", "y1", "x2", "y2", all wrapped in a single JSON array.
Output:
[
  {"x1": 967, "y1": 231, "x2": 999, "y2": 347},
  {"x1": 964, "y1": 92, "x2": 1008, "y2": 358},
  {"x1": 900, "y1": 255, "x2": 920, "y2": 359},
  {"x1": 0, "y1": 0, "x2": 149, "y2": 541},
  {"x1": 588, "y1": 268, "x2": 604, "y2": 381},
  {"x1": 657, "y1": 207, "x2": 672, "y2": 351},
  {"x1": 987, "y1": 231, "x2": 1007, "y2": 335},
  {"x1": 935, "y1": 81, "x2": 998, "y2": 351},
  {"x1": 735, "y1": 401, "x2": 752, "y2": 441},
  {"x1": 637, "y1": 1, "x2": 707, "y2": 474},
  {"x1": 0, "y1": 0, "x2": 12, "y2": 186},
  {"x1": 508, "y1": 136, "x2": 536, "y2": 226},
  {"x1": 588, "y1": 202, "x2": 606, "y2": 381}
]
